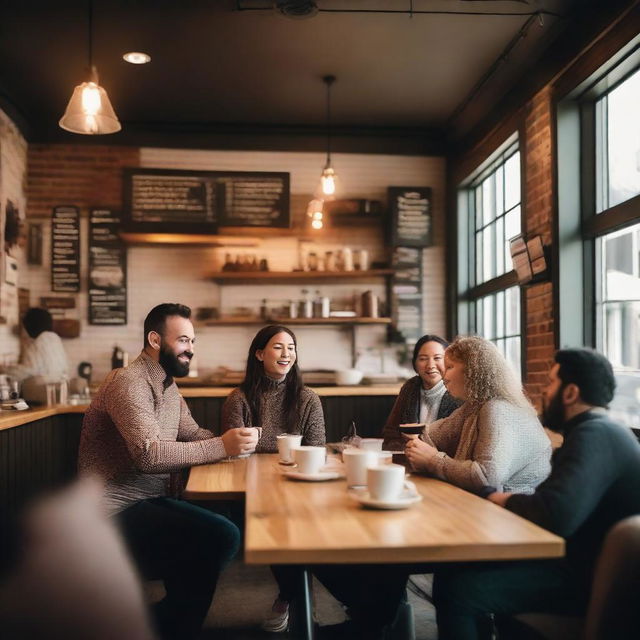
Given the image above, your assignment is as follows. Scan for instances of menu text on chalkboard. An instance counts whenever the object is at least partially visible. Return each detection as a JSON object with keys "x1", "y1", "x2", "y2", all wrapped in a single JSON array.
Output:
[
  {"x1": 89, "y1": 209, "x2": 127, "y2": 325},
  {"x1": 51, "y1": 206, "x2": 80, "y2": 292},
  {"x1": 389, "y1": 186, "x2": 432, "y2": 248},
  {"x1": 124, "y1": 168, "x2": 290, "y2": 233},
  {"x1": 391, "y1": 246, "x2": 423, "y2": 342}
]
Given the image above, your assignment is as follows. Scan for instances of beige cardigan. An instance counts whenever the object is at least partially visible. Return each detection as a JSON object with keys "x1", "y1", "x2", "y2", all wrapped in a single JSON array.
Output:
[{"x1": 420, "y1": 398, "x2": 552, "y2": 494}]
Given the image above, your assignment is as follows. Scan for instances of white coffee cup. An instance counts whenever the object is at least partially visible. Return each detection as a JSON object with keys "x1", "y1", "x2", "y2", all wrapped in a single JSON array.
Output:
[
  {"x1": 292, "y1": 445, "x2": 326, "y2": 475},
  {"x1": 343, "y1": 448, "x2": 379, "y2": 487},
  {"x1": 277, "y1": 433, "x2": 303, "y2": 463},
  {"x1": 376, "y1": 451, "x2": 393, "y2": 465},
  {"x1": 359, "y1": 438, "x2": 384, "y2": 451},
  {"x1": 367, "y1": 464, "x2": 406, "y2": 502}
]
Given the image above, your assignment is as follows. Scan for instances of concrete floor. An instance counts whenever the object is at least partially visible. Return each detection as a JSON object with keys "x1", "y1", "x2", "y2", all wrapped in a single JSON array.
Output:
[{"x1": 195, "y1": 561, "x2": 438, "y2": 639}]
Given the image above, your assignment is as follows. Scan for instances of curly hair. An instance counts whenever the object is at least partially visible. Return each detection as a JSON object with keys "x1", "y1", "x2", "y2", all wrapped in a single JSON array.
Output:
[{"x1": 446, "y1": 336, "x2": 533, "y2": 411}]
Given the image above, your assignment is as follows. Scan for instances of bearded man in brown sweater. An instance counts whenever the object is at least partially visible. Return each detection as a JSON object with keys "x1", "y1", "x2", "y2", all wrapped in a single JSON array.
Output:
[{"x1": 79, "y1": 303, "x2": 257, "y2": 640}]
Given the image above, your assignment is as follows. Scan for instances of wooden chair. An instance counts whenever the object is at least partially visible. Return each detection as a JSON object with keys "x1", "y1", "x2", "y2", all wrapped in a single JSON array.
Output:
[{"x1": 498, "y1": 515, "x2": 640, "y2": 640}]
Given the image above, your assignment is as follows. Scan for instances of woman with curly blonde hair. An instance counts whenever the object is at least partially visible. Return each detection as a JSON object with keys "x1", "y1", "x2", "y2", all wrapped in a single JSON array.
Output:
[{"x1": 405, "y1": 335, "x2": 551, "y2": 494}]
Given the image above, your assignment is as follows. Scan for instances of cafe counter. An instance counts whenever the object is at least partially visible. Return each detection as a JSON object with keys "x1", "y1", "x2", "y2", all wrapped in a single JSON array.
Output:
[{"x1": 0, "y1": 385, "x2": 400, "y2": 517}]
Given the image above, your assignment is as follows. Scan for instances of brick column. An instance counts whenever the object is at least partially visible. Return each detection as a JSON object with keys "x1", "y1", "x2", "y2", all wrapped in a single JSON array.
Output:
[{"x1": 523, "y1": 87, "x2": 556, "y2": 408}]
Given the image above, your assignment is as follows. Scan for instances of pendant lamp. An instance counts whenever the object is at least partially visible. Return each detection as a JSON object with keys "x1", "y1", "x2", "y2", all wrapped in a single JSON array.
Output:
[
  {"x1": 59, "y1": 1, "x2": 121, "y2": 135},
  {"x1": 318, "y1": 75, "x2": 338, "y2": 198}
]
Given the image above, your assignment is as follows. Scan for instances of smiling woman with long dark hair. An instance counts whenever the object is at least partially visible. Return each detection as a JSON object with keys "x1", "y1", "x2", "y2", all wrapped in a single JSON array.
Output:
[
  {"x1": 221, "y1": 324, "x2": 325, "y2": 453},
  {"x1": 221, "y1": 325, "x2": 325, "y2": 632}
]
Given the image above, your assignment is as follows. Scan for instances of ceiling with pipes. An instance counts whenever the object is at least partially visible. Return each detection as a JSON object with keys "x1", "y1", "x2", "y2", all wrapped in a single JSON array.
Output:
[{"x1": 0, "y1": 1, "x2": 609, "y2": 151}]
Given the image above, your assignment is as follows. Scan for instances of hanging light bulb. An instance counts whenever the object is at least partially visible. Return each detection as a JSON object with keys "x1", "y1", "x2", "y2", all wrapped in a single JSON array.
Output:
[
  {"x1": 306, "y1": 199, "x2": 324, "y2": 230},
  {"x1": 60, "y1": 66, "x2": 121, "y2": 134},
  {"x1": 318, "y1": 75, "x2": 338, "y2": 199},
  {"x1": 59, "y1": 2, "x2": 121, "y2": 135}
]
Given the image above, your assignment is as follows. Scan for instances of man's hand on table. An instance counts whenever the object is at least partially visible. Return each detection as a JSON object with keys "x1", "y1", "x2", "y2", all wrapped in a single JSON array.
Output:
[
  {"x1": 404, "y1": 435, "x2": 438, "y2": 471},
  {"x1": 221, "y1": 427, "x2": 259, "y2": 457},
  {"x1": 487, "y1": 491, "x2": 512, "y2": 507}
]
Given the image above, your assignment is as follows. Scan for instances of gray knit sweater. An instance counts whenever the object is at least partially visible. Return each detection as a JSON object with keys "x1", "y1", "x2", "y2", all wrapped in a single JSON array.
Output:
[
  {"x1": 421, "y1": 398, "x2": 552, "y2": 494},
  {"x1": 221, "y1": 378, "x2": 326, "y2": 453}
]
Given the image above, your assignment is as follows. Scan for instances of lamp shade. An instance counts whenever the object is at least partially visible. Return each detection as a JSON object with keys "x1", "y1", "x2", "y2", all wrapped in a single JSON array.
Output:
[{"x1": 59, "y1": 68, "x2": 121, "y2": 135}]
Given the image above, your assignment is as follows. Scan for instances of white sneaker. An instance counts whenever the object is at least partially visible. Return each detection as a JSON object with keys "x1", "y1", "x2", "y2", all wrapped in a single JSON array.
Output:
[{"x1": 261, "y1": 597, "x2": 290, "y2": 633}]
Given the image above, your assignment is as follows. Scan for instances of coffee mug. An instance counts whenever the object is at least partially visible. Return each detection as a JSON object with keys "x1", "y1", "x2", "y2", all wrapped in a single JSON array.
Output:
[
  {"x1": 277, "y1": 433, "x2": 303, "y2": 464},
  {"x1": 359, "y1": 438, "x2": 384, "y2": 451},
  {"x1": 292, "y1": 445, "x2": 326, "y2": 475},
  {"x1": 343, "y1": 448, "x2": 379, "y2": 487},
  {"x1": 367, "y1": 464, "x2": 406, "y2": 502},
  {"x1": 399, "y1": 423, "x2": 426, "y2": 436}
]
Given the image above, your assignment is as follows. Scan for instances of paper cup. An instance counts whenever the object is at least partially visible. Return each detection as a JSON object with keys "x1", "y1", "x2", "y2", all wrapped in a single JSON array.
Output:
[
  {"x1": 343, "y1": 448, "x2": 379, "y2": 487},
  {"x1": 359, "y1": 438, "x2": 384, "y2": 451},
  {"x1": 277, "y1": 433, "x2": 302, "y2": 463}
]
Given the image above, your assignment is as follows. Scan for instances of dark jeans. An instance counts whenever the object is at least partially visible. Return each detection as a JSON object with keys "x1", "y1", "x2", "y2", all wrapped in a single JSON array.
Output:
[
  {"x1": 271, "y1": 564, "x2": 301, "y2": 602},
  {"x1": 313, "y1": 564, "x2": 410, "y2": 630},
  {"x1": 117, "y1": 497, "x2": 241, "y2": 640},
  {"x1": 433, "y1": 560, "x2": 590, "y2": 640}
]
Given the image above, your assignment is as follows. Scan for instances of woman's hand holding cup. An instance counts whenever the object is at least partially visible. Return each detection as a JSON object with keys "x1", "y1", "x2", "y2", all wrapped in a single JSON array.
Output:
[{"x1": 404, "y1": 437, "x2": 438, "y2": 471}]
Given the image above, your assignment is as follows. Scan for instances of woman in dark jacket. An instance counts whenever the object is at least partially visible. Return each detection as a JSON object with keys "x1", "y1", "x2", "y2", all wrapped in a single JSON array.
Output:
[{"x1": 382, "y1": 334, "x2": 461, "y2": 450}]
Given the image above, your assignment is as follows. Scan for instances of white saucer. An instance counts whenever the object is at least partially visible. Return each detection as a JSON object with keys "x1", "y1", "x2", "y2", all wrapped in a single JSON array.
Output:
[
  {"x1": 283, "y1": 469, "x2": 344, "y2": 482},
  {"x1": 349, "y1": 488, "x2": 422, "y2": 510}
]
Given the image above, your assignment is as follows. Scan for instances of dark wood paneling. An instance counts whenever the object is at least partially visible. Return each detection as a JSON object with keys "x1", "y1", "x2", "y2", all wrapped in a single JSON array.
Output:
[
  {"x1": 0, "y1": 414, "x2": 83, "y2": 517},
  {"x1": 185, "y1": 398, "x2": 226, "y2": 435},
  {"x1": 320, "y1": 396, "x2": 396, "y2": 442}
]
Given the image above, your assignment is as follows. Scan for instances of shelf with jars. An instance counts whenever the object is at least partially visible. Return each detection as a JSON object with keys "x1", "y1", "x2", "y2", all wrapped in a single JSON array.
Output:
[{"x1": 207, "y1": 269, "x2": 395, "y2": 285}]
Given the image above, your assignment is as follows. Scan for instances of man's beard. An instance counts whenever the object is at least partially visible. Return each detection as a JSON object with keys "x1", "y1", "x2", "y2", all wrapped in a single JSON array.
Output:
[
  {"x1": 541, "y1": 386, "x2": 565, "y2": 433},
  {"x1": 159, "y1": 343, "x2": 192, "y2": 378}
]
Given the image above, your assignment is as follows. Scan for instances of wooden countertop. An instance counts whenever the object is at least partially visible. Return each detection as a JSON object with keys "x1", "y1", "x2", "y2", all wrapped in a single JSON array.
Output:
[
  {"x1": 0, "y1": 384, "x2": 400, "y2": 431},
  {"x1": 179, "y1": 385, "x2": 402, "y2": 398},
  {"x1": 0, "y1": 403, "x2": 88, "y2": 431}
]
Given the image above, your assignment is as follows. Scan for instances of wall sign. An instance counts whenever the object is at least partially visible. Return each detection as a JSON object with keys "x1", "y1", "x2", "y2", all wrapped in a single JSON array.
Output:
[
  {"x1": 51, "y1": 206, "x2": 80, "y2": 292},
  {"x1": 391, "y1": 246, "x2": 423, "y2": 342},
  {"x1": 123, "y1": 168, "x2": 290, "y2": 233},
  {"x1": 389, "y1": 186, "x2": 432, "y2": 248},
  {"x1": 89, "y1": 209, "x2": 127, "y2": 325}
]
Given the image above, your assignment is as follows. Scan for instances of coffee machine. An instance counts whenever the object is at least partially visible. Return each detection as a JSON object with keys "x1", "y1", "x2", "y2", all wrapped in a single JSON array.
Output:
[{"x1": 0, "y1": 374, "x2": 28, "y2": 410}]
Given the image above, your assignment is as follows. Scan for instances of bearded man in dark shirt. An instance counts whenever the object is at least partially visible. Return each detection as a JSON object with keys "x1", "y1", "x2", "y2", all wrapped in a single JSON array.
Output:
[{"x1": 433, "y1": 348, "x2": 640, "y2": 640}]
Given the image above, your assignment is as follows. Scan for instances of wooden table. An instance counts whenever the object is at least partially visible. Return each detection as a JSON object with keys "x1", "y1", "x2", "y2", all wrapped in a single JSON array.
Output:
[{"x1": 186, "y1": 454, "x2": 564, "y2": 638}]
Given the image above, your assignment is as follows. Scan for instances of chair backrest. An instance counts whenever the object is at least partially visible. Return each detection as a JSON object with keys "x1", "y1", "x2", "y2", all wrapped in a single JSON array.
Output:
[{"x1": 584, "y1": 515, "x2": 640, "y2": 640}]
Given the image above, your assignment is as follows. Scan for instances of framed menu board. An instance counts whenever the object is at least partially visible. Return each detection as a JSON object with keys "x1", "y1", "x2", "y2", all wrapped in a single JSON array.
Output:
[
  {"x1": 51, "y1": 205, "x2": 80, "y2": 292},
  {"x1": 89, "y1": 209, "x2": 127, "y2": 325},
  {"x1": 123, "y1": 168, "x2": 290, "y2": 233},
  {"x1": 389, "y1": 186, "x2": 432, "y2": 248}
]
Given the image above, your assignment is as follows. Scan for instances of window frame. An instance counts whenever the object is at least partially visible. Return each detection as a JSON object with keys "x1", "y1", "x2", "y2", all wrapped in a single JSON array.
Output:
[{"x1": 456, "y1": 134, "x2": 526, "y2": 376}]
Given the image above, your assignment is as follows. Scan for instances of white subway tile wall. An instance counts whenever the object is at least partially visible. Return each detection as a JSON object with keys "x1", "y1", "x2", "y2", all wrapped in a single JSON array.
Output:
[{"x1": 21, "y1": 147, "x2": 445, "y2": 381}]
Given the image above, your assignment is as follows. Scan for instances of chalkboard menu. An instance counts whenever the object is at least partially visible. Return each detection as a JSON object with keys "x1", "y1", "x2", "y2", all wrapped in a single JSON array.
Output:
[
  {"x1": 89, "y1": 209, "x2": 127, "y2": 325},
  {"x1": 51, "y1": 206, "x2": 80, "y2": 292},
  {"x1": 123, "y1": 168, "x2": 290, "y2": 233},
  {"x1": 389, "y1": 186, "x2": 432, "y2": 248},
  {"x1": 392, "y1": 246, "x2": 423, "y2": 342}
]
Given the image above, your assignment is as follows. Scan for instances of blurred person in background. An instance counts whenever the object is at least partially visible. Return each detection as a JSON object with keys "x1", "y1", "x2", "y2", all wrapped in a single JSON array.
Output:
[{"x1": 5, "y1": 307, "x2": 69, "y2": 402}]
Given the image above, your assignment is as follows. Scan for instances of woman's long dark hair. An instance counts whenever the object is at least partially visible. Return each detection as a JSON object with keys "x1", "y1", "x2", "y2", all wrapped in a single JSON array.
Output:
[{"x1": 240, "y1": 325, "x2": 304, "y2": 432}]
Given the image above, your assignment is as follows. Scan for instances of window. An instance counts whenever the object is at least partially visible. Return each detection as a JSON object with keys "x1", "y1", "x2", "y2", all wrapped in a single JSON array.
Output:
[
  {"x1": 458, "y1": 139, "x2": 523, "y2": 375},
  {"x1": 578, "y1": 50, "x2": 640, "y2": 429}
]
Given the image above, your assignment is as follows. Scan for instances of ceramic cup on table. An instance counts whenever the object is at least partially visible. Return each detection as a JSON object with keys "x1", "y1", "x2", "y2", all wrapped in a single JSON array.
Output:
[
  {"x1": 376, "y1": 451, "x2": 393, "y2": 465},
  {"x1": 359, "y1": 438, "x2": 384, "y2": 451},
  {"x1": 367, "y1": 464, "x2": 406, "y2": 502},
  {"x1": 277, "y1": 433, "x2": 303, "y2": 464},
  {"x1": 291, "y1": 445, "x2": 327, "y2": 475},
  {"x1": 343, "y1": 448, "x2": 379, "y2": 487}
]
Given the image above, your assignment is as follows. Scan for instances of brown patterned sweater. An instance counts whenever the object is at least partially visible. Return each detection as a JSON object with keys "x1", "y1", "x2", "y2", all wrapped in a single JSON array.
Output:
[
  {"x1": 221, "y1": 377, "x2": 326, "y2": 452},
  {"x1": 78, "y1": 351, "x2": 227, "y2": 513}
]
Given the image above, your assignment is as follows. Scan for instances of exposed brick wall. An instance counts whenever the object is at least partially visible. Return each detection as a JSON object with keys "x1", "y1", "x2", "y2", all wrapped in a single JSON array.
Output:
[
  {"x1": 27, "y1": 145, "x2": 140, "y2": 218},
  {"x1": 523, "y1": 87, "x2": 555, "y2": 408}
]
